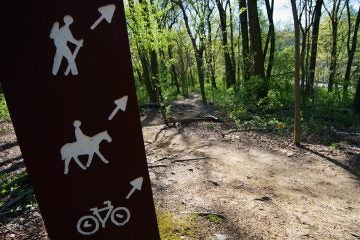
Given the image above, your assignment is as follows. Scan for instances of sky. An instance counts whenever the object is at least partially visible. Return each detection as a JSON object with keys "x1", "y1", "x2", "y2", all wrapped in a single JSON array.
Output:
[
  {"x1": 272, "y1": 0, "x2": 293, "y2": 24},
  {"x1": 270, "y1": 0, "x2": 360, "y2": 27}
]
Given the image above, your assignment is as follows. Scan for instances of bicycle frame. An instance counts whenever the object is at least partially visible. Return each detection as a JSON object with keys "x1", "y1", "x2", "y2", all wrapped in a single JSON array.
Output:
[
  {"x1": 77, "y1": 200, "x2": 131, "y2": 236},
  {"x1": 90, "y1": 201, "x2": 114, "y2": 228}
]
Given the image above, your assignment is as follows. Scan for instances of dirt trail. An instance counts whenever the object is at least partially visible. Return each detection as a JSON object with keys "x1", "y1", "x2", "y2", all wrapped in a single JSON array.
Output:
[
  {"x1": 140, "y1": 94, "x2": 211, "y2": 126},
  {"x1": 143, "y1": 94, "x2": 360, "y2": 240},
  {"x1": 0, "y1": 94, "x2": 360, "y2": 239}
]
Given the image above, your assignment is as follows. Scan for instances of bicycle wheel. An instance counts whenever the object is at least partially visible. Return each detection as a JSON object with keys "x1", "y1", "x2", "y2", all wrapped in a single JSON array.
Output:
[
  {"x1": 77, "y1": 215, "x2": 99, "y2": 235},
  {"x1": 111, "y1": 207, "x2": 130, "y2": 226}
]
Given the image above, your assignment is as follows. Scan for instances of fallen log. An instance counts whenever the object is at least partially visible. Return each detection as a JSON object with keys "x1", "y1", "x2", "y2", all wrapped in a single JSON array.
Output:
[
  {"x1": 0, "y1": 189, "x2": 33, "y2": 214},
  {"x1": 140, "y1": 102, "x2": 160, "y2": 108},
  {"x1": 154, "y1": 157, "x2": 169, "y2": 162},
  {"x1": 152, "y1": 115, "x2": 223, "y2": 143},
  {"x1": 165, "y1": 114, "x2": 222, "y2": 125},
  {"x1": 148, "y1": 164, "x2": 168, "y2": 168},
  {"x1": 181, "y1": 210, "x2": 226, "y2": 219},
  {"x1": 171, "y1": 157, "x2": 210, "y2": 163},
  {"x1": 196, "y1": 211, "x2": 225, "y2": 219}
]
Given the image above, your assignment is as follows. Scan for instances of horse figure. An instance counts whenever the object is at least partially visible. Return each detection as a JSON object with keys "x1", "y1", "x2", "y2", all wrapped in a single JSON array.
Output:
[{"x1": 60, "y1": 131, "x2": 112, "y2": 175}]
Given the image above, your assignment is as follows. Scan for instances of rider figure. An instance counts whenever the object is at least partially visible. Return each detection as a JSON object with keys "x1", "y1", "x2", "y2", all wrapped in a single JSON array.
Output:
[{"x1": 73, "y1": 120, "x2": 90, "y2": 144}]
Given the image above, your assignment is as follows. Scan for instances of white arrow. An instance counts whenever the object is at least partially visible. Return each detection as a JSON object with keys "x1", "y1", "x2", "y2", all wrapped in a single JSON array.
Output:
[
  {"x1": 91, "y1": 4, "x2": 116, "y2": 30},
  {"x1": 126, "y1": 177, "x2": 143, "y2": 200},
  {"x1": 108, "y1": 95, "x2": 128, "y2": 120}
]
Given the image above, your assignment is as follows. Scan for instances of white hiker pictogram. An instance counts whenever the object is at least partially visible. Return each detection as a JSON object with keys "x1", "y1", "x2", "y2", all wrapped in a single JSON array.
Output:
[
  {"x1": 60, "y1": 120, "x2": 112, "y2": 175},
  {"x1": 77, "y1": 200, "x2": 130, "y2": 236},
  {"x1": 50, "y1": 15, "x2": 84, "y2": 76}
]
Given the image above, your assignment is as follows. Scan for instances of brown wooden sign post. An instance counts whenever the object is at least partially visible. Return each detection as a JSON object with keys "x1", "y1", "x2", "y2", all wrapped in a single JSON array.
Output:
[{"x1": 1, "y1": 0, "x2": 160, "y2": 239}]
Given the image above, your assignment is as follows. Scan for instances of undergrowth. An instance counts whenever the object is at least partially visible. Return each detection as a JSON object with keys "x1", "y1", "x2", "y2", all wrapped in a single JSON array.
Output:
[
  {"x1": 0, "y1": 172, "x2": 36, "y2": 222},
  {"x1": 0, "y1": 93, "x2": 10, "y2": 122},
  {"x1": 157, "y1": 210, "x2": 199, "y2": 240},
  {"x1": 210, "y1": 85, "x2": 360, "y2": 146}
]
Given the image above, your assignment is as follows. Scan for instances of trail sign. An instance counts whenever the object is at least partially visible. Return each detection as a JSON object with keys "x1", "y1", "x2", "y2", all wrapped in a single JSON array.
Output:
[{"x1": 1, "y1": 1, "x2": 160, "y2": 239}]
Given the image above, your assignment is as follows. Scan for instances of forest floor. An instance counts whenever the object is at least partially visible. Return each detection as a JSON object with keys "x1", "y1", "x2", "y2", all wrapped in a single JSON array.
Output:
[{"x1": 1, "y1": 93, "x2": 360, "y2": 239}]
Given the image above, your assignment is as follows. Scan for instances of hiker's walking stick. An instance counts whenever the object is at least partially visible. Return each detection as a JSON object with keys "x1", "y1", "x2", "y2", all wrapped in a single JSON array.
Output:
[{"x1": 65, "y1": 40, "x2": 83, "y2": 76}]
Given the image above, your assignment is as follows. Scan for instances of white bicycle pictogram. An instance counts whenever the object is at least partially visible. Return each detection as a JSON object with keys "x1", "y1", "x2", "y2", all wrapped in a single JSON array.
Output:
[{"x1": 77, "y1": 200, "x2": 130, "y2": 235}]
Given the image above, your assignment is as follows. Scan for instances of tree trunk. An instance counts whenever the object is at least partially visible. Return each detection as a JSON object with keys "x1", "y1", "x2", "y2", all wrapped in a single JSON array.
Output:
[
  {"x1": 135, "y1": 67, "x2": 143, "y2": 84},
  {"x1": 264, "y1": 0, "x2": 275, "y2": 81},
  {"x1": 305, "y1": 29, "x2": 311, "y2": 92},
  {"x1": 168, "y1": 46, "x2": 180, "y2": 94},
  {"x1": 206, "y1": 4, "x2": 217, "y2": 90},
  {"x1": 328, "y1": 22, "x2": 338, "y2": 92},
  {"x1": 247, "y1": 0, "x2": 267, "y2": 100},
  {"x1": 139, "y1": 51, "x2": 157, "y2": 102},
  {"x1": 139, "y1": 0, "x2": 166, "y2": 120},
  {"x1": 344, "y1": 6, "x2": 360, "y2": 97},
  {"x1": 308, "y1": 0, "x2": 323, "y2": 96},
  {"x1": 177, "y1": 41, "x2": 189, "y2": 96},
  {"x1": 354, "y1": 75, "x2": 360, "y2": 112},
  {"x1": 196, "y1": 50, "x2": 207, "y2": 103},
  {"x1": 174, "y1": 0, "x2": 207, "y2": 103},
  {"x1": 239, "y1": 0, "x2": 250, "y2": 82},
  {"x1": 150, "y1": 50, "x2": 167, "y2": 120},
  {"x1": 291, "y1": 0, "x2": 301, "y2": 146},
  {"x1": 128, "y1": 0, "x2": 157, "y2": 102},
  {"x1": 300, "y1": 30, "x2": 307, "y2": 95},
  {"x1": 324, "y1": 0, "x2": 345, "y2": 92},
  {"x1": 229, "y1": 1, "x2": 237, "y2": 87},
  {"x1": 216, "y1": 0, "x2": 235, "y2": 88}
]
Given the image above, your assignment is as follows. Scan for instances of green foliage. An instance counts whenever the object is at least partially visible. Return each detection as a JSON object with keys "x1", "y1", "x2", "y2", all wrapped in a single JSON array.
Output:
[
  {"x1": 330, "y1": 142, "x2": 341, "y2": 149},
  {"x1": 126, "y1": 0, "x2": 360, "y2": 146},
  {"x1": 157, "y1": 211, "x2": 198, "y2": 240},
  {"x1": 135, "y1": 83, "x2": 150, "y2": 104},
  {"x1": 209, "y1": 73, "x2": 360, "y2": 144},
  {"x1": 302, "y1": 104, "x2": 360, "y2": 142},
  {"x1": 1, "y1": 172, "x2": 27, "y2": 196},
  {"x1": 0, "y1": 172, "x2": 37, "y2": 218},
  {"x1": 271, "y1": 46, "x2": 295, "y2": 102},
  {"x1": 0, "y1": 93, "x2": 10, "y2": 122},
  {"x1": 244, "y1": 76, "x2": 264, "y2": 105},
  {"x1": 311, "y1": 87, "x2": 346, "y2": 107},
  {"x1": 206, "y1": 214, "x2": 224, "y2": 223}
]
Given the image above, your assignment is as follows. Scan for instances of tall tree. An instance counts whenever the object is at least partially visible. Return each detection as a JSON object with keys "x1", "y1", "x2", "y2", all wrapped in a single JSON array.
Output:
[
  {"x1": 216, "y1": 0, "x2": 236, "y2": 88},
  {"x1": 127, "y1": 0, "x2": 157, "y2": 102},
  {"x1": 297, "y1": 0, "x2": 313, "y2": 97},
  {"x1": 172, "y1": 0, "x2": 208, "y2": 103},
  {"x1": 168, "y1": 46, "x2": 180, "y2": 94},
  {"x1": 308, "y1": 0, "x2": 324, "y2": 96},
  {"x1": 344, "y1": 4, "x2": 360, "y2": 98},
  {"x1": 291, "y1": 0, "x2": 302, "y2": 146},
  {"x1": 247, "y1": 0, "x2": 267, "y2": 100},
  {"x1": 239, "y1": 0, "x2": 250, "y2": 82},
  {"x1": 165, "y1": 8, "x2": 181, "y2": 95},
  {"x1": 228, "y1": 1, "x2": 237, "y2": 87},
  {"x1": 205, "y1": 1, "x2": 217, "y2": 90},
  {"x1": 175, "y1": 33, "x2": 191, "y2": 96},
  {"x1": 324, "y1": 0, "x2": 347, "y2": 92},
  {"x1": 355, "y1": 75, "x2": 360, "y2": 112},
  {"x1": 140, "y1": 0, "x2": 167, "y2": 120},
  {"x1": 264, "y1": 0, "x2": 275, "y2": 81}
]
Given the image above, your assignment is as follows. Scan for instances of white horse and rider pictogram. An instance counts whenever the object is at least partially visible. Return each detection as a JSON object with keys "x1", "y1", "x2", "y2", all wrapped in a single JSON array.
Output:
[{"x1": 60, "y1": 120, "x2": 112, "y2": 175}]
